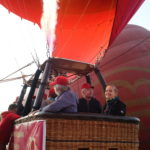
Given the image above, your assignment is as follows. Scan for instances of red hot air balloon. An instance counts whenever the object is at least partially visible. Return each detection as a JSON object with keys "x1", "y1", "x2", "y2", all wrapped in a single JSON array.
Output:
[
  {"x1": 0, "y1": 0, "x2": 145, "y2": 64},
  {"x1": 0, "y1": 1, "x2": 146, "y2": 150}
]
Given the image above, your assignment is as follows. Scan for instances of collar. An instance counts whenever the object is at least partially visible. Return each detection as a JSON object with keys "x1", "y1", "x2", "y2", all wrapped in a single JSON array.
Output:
[{"x1": 107, "y1": 97, "x2": 120, "y2": 103}]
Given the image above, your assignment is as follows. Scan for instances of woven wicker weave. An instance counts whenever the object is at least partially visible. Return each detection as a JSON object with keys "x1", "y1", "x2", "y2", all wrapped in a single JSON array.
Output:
[{"x1": 16, "y1": 113, "x2": 140, "y2": 150}]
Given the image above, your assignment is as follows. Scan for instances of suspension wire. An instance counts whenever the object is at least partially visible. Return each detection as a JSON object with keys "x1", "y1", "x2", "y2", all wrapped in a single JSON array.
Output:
[
  {"x1": 34, "y1": 49, "x2": 41, "y2": 68},
  {"x1": 0, "y1": 61, "x2": 34, "y2": 80},
  {"x1": 14, "y1": 58, "x2": 27, "y2": 84},
  {"x1": 31, "y1": 52, "x2": 39, "y2": 68},
  {"x1": 89, "y1": 42, "x2": 108, "y2": 65},
  {"x1": 100, "y1": 35, "x2": 150, "y2": 68},
  {"x1": 31, "y1": 49, "x2": 41, "y2": 70},
  {"x1": 0, "y1": 74, "x2": 32, "y2": 84}
]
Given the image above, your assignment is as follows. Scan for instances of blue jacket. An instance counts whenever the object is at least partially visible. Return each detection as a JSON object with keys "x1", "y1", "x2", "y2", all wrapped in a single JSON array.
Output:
[{"x1": 41, "y1": 89, "x2": 78, "y2": 113}]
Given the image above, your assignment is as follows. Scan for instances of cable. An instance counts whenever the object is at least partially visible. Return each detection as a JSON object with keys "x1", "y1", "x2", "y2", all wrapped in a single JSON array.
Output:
[
  {"x1": 0, "y1": 61, "x2": 34, "y2": 80},
  {"x1": 14, "y1": 58, "x2": 27, "y2": 84},
  {"x1": 0, "y1": 74, "x2": 32, "y2": 83}
]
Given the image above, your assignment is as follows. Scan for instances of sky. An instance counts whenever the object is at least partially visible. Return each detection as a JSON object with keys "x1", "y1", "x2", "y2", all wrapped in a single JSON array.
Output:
[{"x1": 0, "y1": 0, "x2": 150, "y2": 112}]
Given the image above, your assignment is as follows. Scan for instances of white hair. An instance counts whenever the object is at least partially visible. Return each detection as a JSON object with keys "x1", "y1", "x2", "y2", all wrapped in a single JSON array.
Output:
[{"x1": 54, "y1": 84, "x2": 69, "y2": 95}]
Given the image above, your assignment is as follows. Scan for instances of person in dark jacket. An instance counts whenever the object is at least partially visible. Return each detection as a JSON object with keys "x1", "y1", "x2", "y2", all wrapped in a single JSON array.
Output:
[
  {"x1": 78, "y1": 83, "x2": 102, "y2": 113},
  {"x1": 0, "y1": 104, "x2": 20, "y2": 150},
  {"x1": 103, "y1": 84, "x2": 126, "y2": 116}
]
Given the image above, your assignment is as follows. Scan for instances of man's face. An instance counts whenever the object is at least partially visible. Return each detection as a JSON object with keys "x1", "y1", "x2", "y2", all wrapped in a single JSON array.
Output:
[
  {"x1": 105, "y1": 85, "x2": 118, "y2": 101},
  {"x1": 54, "y1": 85, "x2": 61, "y2": 96},
  {"x1": 82, "y1": 88, "x2": 93, "y2": 99}
]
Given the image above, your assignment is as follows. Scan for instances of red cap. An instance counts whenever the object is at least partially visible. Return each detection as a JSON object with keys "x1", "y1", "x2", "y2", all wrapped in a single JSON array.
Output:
[
  {"x1": 50, "y1": 76, "x2": 69, "y2": 86},
  {"x1": 49, "y1": 88, "x2": 55, "y2": 96},
  {"x1": 49, "y1": 88, "x2": 57, "y2": 98},
  {"x1": 32, "y1": 96, "x2": 36, "y2": 99},
  {"x1": 81, "y1": 83, "x2": 94, "y2": 89},
  {"x1": 43, "y1": 93, "x2": 47, "y2": 99}
]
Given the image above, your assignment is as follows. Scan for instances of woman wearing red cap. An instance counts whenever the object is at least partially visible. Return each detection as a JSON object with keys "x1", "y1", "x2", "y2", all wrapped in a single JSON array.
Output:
[
  {"x1": 78, "y1": 83, "x2": 102, "y2": 113},
  {"x1": 41, "y1": 76, "x2": 78, "y2": 113}
]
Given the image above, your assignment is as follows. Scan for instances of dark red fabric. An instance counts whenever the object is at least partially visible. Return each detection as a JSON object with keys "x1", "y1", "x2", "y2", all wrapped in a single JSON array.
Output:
[
  {"x1": 0, "y1": 111, "x2": 20, "y2": 145},
  {"x1": 109, "y1": 0, "x2": 145, "y2": 46}
]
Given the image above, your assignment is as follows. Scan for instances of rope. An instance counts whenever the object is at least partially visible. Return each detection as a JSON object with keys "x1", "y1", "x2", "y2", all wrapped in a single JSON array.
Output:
[
  {"x1": 0, "y1": 74, "x2": 32, "y2": 83},
  {"x1": 34, "y1": 49, "x2": 41, "y2": 68},
  {"x1": 14, "y1": 58, "x2": 27, "y2": 84},
  {"x1": 31, "y1": 50, "x2": 41, "y2": 69},
  {"x1": 0, "y1": 61, "x2": 34, "y2": 80}
]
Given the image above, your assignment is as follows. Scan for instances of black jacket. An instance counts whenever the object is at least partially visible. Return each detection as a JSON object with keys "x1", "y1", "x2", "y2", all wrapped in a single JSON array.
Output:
[
  {"x1": 78, "y1": 97, "x2": 102, "y2": 113},
  {"x1": 103, "y1": 97, "x2": 126, "y2": 116}
]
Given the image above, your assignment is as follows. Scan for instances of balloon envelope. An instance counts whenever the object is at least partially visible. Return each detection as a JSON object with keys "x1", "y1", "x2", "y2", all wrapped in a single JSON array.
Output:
[{"x1": 0, "y1": 0, "x2": 144, "y2": 64}]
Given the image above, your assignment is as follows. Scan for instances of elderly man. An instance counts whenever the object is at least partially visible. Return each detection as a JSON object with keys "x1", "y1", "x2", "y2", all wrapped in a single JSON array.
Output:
[
  {"x1": 41, "y1": 76, "x2": 78, "y2": 113},
  {"x1": 78, "y1": 83, "x2": 102, "y2": 113},
  {"x1": 0, "y1": 104, "x2": 20, "y2": 150},
  {"x1": 103, "y1": 84, "x2": 126, "y2": 116}
]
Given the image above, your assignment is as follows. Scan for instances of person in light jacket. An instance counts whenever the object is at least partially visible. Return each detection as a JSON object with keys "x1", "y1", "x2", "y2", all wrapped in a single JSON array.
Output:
[{"x1": 41, "y1": 76, "x2": 78, "y2": 113}]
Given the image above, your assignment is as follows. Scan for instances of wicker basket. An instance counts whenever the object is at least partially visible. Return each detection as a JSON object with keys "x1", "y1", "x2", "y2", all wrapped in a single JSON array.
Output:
[{"x1": 16, "y1": 113, "x2": 140, "y2": 150}]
